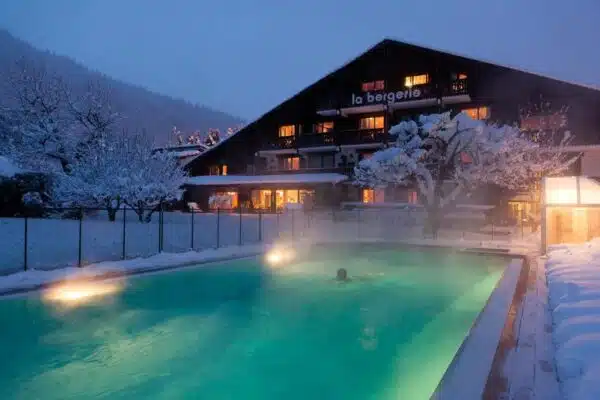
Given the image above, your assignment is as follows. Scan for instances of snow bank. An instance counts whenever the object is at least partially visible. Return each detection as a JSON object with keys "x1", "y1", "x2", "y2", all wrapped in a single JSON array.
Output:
[
  {"x1": 0, "y1": 244, "x2": 267, "y2": 295},
  {"x1": 0, "y1": 156, "x2": 22, "y2": 178},
  {"x1": 546, "y1": 238, "x2": 600, "y2": 399}
]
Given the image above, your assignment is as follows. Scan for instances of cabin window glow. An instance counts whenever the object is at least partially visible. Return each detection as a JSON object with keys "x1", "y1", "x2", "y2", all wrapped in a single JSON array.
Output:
[
  {"x1": 359, "y1": 116, "x2": 384, "y2": 130},
  {"x1": 279, "y1": 125, "x2": 296, "y2": 137},
  {"x1": 462, "y1": 106, "x2": 490, "y2": 120},
  {"x1": 404, "y1": 74, "x2": 429, "y2": 87},
  {"x1": 281, "y1": 157, "x2": 300, "y2": 170}
]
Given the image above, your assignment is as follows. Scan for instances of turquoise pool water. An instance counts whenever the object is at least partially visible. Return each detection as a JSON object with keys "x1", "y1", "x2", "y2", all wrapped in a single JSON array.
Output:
[{"x1": 0, "y1": 244, "x2": 506, "y2": 400}]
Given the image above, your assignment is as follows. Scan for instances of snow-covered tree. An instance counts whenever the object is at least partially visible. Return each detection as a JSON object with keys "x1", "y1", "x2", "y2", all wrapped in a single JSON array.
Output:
[
  {"x1": 354, "y1": 111, "x2": 576, "y2": 236},
  {"x1": 0, "y1": 58, "x2": 118, "y2": 174},
  {"x1": 121, "y1": 140, "x2": 188, "y2": 222},
  {"x1": 52, "y1": 132, "x2": 130, "y2": 220},
  {"x1": 53, "y1": 131, "x2": 187, "y2": 222}
]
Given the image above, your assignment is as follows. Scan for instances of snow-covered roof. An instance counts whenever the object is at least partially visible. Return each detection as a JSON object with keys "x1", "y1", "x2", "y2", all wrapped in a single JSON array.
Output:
[
  {"x1": 0, "y1": 156, "x2": 22, "y2": 178},
  {"x1": 172, "y1": 150, "x2": 202, "y2": 158},
  {"x1": 186, "y1": 173, "x2": 348, "y2": 186}
]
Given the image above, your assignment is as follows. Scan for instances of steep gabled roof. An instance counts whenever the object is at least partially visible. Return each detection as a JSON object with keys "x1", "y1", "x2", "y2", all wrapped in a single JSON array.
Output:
[
  {"x1": 383, "y1": 37, "x2": 600, "y2": 93},
  {"x1": 196, "y1": 38, "x2": 600, "y2": 159}
]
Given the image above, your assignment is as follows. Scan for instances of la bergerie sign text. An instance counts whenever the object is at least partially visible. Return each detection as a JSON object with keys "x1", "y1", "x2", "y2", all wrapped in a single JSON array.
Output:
[{"x1": 351, "y1": 88, "x2": 422, "y2": 106}]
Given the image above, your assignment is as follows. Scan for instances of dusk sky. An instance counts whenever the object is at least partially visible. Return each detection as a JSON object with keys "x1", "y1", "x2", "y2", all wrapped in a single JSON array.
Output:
[{"x1": 1, "y1": 0, "x2": 599, "y2": 121}]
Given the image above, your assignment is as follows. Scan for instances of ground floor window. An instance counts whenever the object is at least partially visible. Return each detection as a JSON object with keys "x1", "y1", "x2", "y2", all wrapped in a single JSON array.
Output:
[
  {"x1": 250, "y1": 189, "x2": 315, "y2": 210},
  {"x1": 251, "y1": 189, "x2": 273, "y2": 209},
  {"x1": 208, "y1": 191, "x2": 238, "y2": 210},
  {"x1": 362, "y1": 188, "x2": 385, "y2": 203},
  {"x1": 508, "y1": 201, "x2": 539, "y2": 221},
  {"x1": 407, "y1": 189, "x2": 418, "y2": 204}
]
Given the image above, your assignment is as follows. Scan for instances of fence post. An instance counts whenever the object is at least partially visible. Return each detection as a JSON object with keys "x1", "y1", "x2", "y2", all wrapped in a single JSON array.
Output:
[
  {"x1": 291, "y1": 209, "x2": 295, "y2": 240},
  {"x1": 190, "y1": 208, "x2": 195, "y2": 250},
  {"x1": 23, "y1": 216, "x2": 28, "y2": 271},
  {"x1": 520, "y1": 209, "x2": 524, "y2": 239},
  {"x1": 78, "y1": 208, "x2": 83, "y2": 268},
  {"x1": 216, "y1": 208, "x2": 221, "y2": 249},
  {"x1": 159, "y1": 203, "x2": 164, "y2": 253},
  {"x1": 238, "y1": 206, "x2": 243, "y2": 246},
  {"x1": 258, "y1": 211, "x2": 262, "y2": 242},
  {"x1": 122, "y1": 206, "x2": 127, "y2": 259},
  {"x1": 357, "y1": 208, "x2": 361, "y2": 239},
  {"x1": 276, "y1": 211, "x2": 280, "y2": 238}
]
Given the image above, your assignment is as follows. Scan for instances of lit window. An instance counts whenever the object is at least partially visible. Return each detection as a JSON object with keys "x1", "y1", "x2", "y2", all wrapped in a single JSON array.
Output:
[
  {"x1": 363, "y1": 189, "x2": 374, "y2": 203},
  {"x1": 462, "y1": 106, "x2": 490, "y2": 120},
  {"x1": 408, "y1": 190, "x2": 418, "y2": 204},
  {"x1": 251, "y1": 190, "x2": 273, "y2": 209},
  {"x1": 362, "y1": 189, "x2": 385, "y2": 203},
  {"x1": 281, "y1": 156, "x2": 300, "y2": 170},
  {"x1": 359, "y1": 116, "x2": 385, "y2": 130},
  {"x1": 279, "y1": 125, "x2": 296, "y2": 137},
  {"x1": 362, "y1": 80, "x2": 385, "y2": 92},
  {"x1": 208, "y1": 191, "x2": 238, "y2": 210},
  {"x1": 314, "y1": 121, "x2": 334, "y2": 133},
  {"x1": 275, "y1": 189, "x2": 303, "y2": 209},
  {"x1": 453, "y1": 73, "x2": 468, "y2": 80},
  {"x1": 221, "y1": 165, "x2": 228, "y2": 176},
  {"x1": 404, "y1": 74, "x2": 429, "y2": 87}
]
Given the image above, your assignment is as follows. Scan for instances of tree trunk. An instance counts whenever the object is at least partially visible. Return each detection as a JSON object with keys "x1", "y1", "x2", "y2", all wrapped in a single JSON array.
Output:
[
  {"x1": 425, "y1": 205, "x2": 441, "y2": 239},
  {"x1": 144, "y1": 210, "x2": 153, "y2": 223},
  {"x1": 107, "y1": 208, "x2": 117, "y2": 222}
]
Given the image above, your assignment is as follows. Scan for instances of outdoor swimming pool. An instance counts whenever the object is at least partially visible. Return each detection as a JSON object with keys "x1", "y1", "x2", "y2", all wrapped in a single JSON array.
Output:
[{"x1": 0, "y1": 244, "x2": 508, "y2": 399}]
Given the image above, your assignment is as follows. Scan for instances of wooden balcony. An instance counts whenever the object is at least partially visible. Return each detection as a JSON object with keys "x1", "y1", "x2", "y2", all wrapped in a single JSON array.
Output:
[
  {"x1": 338, "y1": 128, "x2": 389, "y2": 145},
  {"x1": 296, "y1": 132, "x2": 336, "y2": 147},
  {"x1": 260, "y1": 128, "x2": 392, "y2": 152},
  {"x1": 446, "y1": 78, "x2": 469, "y2": 96},
  {"x1": 253, "y1": 165, "x2": 354, "y2": 175},
  {"x1": 263, "y1": 136, "x2": 296, "y2": 150}
]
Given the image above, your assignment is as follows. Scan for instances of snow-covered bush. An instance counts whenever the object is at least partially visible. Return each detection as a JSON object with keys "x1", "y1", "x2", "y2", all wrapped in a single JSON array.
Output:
[{"x1": 354, "y1": 111, "x2": 576, "y2": 236}]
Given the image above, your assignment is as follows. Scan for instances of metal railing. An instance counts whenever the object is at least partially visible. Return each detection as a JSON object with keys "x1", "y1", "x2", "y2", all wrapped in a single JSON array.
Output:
[{"x1": 0, "y1": 206, "x2": 537, "y2": 275}]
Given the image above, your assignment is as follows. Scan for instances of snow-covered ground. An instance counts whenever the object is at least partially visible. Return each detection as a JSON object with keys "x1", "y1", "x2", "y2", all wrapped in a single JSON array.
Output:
[
  {"x1": 546, "y1": 239, "x2": 600, "y2": 400},
  {"x1": 0, "y1": 244, "x2": 267, "y2": 295},
  {"x1": 0, "y1": 208, "x2": 535, "y2": 274}
]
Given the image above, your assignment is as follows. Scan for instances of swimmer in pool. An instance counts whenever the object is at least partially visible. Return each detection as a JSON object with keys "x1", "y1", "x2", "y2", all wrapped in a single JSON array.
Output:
[
  {"x1": 336, "y1": 268, "x2": 350, "y2": 282},
  {"x1": 335, "y1": 268, "x2": 383, "y2": 283}
]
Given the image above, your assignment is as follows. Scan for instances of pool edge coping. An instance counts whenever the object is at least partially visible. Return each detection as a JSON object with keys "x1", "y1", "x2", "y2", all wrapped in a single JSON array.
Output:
[{"x1": 430, "y1": 256, "x2": 528, "y2": 399}]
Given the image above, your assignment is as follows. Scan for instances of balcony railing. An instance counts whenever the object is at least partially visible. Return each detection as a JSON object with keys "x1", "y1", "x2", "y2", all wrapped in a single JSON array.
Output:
[
  {"x1": 296, "y1": 132, "x2": 336, "y2": 147},
  {"x1": 253, "y1": 165, "x2": 354, "y2": 175},
  {"x1": 339, "y1": 129, "x2": 389, "y2": 145},
  {"x1": 446, "y1": 78, "x2": 469, "y2": 96},
  {"x1": 263, "y1": 136, "x2": 296, "y2": 150},
  {"x1": 260, "y1": 129, "x2": 392, "y2": 151}
]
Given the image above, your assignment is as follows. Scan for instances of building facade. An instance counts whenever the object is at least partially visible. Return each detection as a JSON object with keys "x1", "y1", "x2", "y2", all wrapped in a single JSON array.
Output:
[{"x1": 184, "y1": 39, "x2": 600, "y2": 212}]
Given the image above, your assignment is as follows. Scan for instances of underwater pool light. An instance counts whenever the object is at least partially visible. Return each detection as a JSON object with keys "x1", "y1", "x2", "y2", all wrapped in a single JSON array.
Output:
[
  {"x1": 43, "y1": 280, "x2": 123, "y2": 305},
  {"x1": 265, "y1": 246, "x2": 296, "y2": 267}
]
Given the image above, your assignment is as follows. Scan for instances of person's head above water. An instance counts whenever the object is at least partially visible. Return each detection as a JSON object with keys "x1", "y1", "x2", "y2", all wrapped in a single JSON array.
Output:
[{"x1": 336, "y1": 268, "x2": 348, "y2": 281}]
